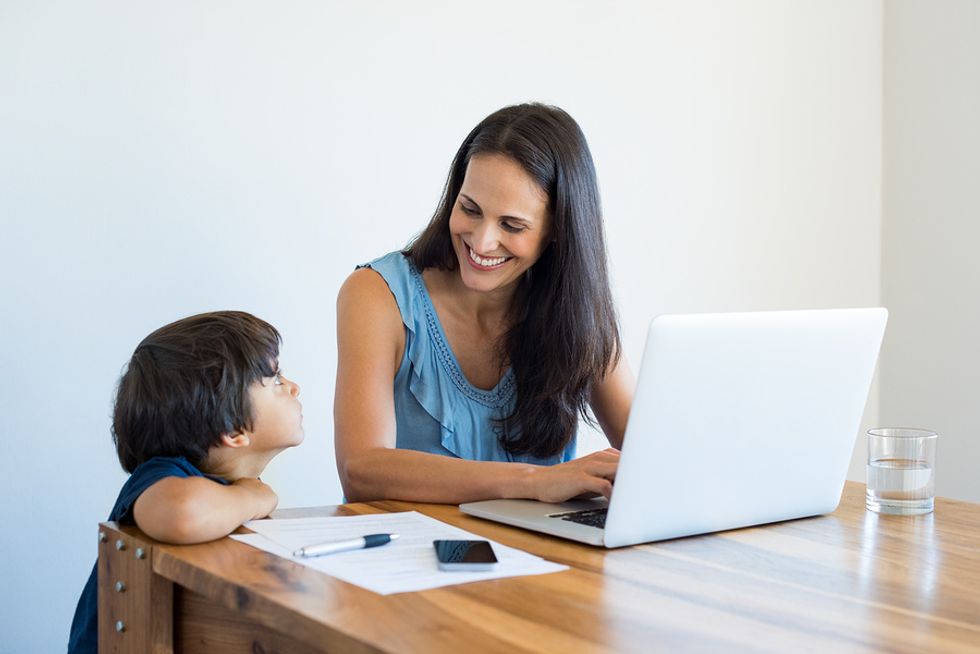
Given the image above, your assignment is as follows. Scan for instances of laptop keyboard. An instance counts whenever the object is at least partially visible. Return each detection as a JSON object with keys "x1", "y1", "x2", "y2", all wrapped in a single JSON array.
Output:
[{"x1": 549, "y1": 508, "x2": 607, "y2": 529}]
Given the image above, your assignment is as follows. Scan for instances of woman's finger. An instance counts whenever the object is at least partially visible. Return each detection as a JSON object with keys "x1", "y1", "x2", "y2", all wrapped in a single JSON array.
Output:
[
  {"x1": 586, "y1": 460, "x2": 618, "y2": 480},
  {"x1": 582, "y1": 476, "x2": 614, "y2": 499}
]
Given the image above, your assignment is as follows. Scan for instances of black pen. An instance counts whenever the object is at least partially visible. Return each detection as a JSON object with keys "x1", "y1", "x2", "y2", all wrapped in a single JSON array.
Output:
[{"x1": 293, "y1": 533, "x2": 399, "y2": 558}]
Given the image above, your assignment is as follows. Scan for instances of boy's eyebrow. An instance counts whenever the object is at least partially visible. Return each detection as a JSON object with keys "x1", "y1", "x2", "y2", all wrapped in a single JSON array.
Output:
[{"x1": 459, "y1": 193, "x2": 533, "y2": 225}]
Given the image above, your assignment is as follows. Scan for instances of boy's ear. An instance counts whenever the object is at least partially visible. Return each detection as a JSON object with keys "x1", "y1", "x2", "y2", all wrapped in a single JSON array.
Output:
[{"x1": 220, "y1": 430, "x2": 251, "y2": 449}]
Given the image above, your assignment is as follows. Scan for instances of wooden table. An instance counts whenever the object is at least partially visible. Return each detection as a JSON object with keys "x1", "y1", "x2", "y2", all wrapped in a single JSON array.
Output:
[{"x1": 97, "y1": 481, "x2": 980, "y2": 653}]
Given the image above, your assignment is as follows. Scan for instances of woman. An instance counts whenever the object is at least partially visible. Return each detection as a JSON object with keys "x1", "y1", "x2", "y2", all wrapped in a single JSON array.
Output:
[{"x1": 335, "y1": 103, "x2": 634, "y2": 503}]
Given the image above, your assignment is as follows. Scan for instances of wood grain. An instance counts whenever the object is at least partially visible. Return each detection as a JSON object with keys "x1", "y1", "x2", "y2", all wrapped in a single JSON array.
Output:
[
  {"x1": 98, "y1": 524, "x2": 173, "y2": 654},
  {"x1": 102, "y1": 482, "x2": 980, "y2": 653},
  {"x1": 174, "y1": 586, "x2": 329, "y2": 654}
]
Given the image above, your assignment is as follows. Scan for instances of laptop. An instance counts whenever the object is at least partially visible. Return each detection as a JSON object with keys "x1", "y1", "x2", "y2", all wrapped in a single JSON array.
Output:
[{"x1": 460, "y1": 308, "x2": 888, "y2": 547}]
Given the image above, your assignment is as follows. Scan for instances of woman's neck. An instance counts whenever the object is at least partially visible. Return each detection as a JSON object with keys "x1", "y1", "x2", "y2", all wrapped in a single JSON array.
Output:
[{"x1": 425, "y1": 266, "x2": 519, "y2": 331}]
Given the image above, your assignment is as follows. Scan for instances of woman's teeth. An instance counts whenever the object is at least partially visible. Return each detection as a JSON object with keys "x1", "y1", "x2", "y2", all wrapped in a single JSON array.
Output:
[{"x1": 468, "y1": 246, "x2": 509, "y2": 267}]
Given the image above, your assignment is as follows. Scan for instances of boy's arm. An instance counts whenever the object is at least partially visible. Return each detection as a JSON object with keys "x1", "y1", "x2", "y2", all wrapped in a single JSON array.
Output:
[{"x1": 132, "y1": 476, "x2": 278, "y2": 544}]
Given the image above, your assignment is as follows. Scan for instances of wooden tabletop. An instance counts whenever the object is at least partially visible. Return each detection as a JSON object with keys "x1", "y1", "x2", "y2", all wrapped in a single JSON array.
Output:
[{"x1": 123, "y1": 481, "x2": 980, "y2": 653}]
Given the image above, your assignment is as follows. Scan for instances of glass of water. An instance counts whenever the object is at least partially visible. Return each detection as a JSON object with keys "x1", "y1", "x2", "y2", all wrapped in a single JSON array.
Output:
[{"x1": 866, "y1": 428, "x2": 938, "y2": 515}]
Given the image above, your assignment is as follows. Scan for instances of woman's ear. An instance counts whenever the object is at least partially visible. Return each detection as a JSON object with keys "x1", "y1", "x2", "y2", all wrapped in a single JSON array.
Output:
[{"x1": 220, "y1": 431, "x2": 251, "y2": 449}]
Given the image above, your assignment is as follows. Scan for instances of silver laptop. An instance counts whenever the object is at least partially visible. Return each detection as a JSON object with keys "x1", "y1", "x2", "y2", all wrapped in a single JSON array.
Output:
[{"x1": 460, "y1": 308, "x2": 887, "y2": 547}]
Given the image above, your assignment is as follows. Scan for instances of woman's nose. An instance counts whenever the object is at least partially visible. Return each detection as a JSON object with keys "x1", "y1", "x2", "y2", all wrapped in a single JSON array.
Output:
[{"x1": 471, "y1": 222, "x2": 500, "y2": 253}]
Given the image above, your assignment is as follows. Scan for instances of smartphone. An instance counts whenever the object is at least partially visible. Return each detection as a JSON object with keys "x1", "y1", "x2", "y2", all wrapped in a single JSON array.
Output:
[{"x1": 433, "y1": 540, "x2": 498, "y2": 571}]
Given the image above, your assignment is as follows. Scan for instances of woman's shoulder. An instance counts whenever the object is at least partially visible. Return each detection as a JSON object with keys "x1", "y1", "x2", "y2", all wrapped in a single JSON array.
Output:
[
  {"x1": 338, "y1": 252, "x2": 414, "y2": 330},
  {"x1": 338, "y1": 267, "x2": 399, "y2": 315},
  {"x1": 356, "y1": 250, "x2": 417, "y2": 279}
]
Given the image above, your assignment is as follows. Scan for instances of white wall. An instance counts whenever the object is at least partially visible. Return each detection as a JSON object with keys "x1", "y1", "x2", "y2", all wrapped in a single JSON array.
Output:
[
  {"x1": 0, "y1": 2, "x2": 882, "y2": 652},
  {"x1": 879, "y1": 0, "x2": 980, "y2": 502}
]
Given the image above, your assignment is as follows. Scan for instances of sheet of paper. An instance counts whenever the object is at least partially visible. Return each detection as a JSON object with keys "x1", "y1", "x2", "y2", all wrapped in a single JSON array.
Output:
[{"x1": 230, "y1": 511, "x2": 567, "y2": 595}]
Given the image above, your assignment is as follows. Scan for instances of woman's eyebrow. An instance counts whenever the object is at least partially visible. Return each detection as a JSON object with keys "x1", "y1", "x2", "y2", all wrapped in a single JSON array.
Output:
[{"x1": 459, "y1": 193, "x2": 481, "y2": 209}]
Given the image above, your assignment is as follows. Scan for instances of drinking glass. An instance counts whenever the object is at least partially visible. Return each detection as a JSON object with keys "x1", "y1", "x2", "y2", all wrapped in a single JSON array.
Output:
[{"x1": 866, "y1": 428, "x2": 937, "y2": 515}]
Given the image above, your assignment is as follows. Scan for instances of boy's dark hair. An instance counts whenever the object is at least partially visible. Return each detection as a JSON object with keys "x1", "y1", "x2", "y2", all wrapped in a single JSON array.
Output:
[{"x1": 112, "y1": 311, "x2": 281, "y2": 473}]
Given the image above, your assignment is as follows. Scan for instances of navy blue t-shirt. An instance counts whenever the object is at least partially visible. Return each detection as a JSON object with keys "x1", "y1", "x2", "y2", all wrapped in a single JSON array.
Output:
[{"x1": 67, "y1": 456, "x2": 226, "y2": 654}]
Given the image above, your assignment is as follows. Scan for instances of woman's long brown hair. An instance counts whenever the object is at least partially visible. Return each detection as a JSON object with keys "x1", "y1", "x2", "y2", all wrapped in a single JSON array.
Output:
[{"x1": 407, "y1": 103, "x2": 621, "y2": 458}]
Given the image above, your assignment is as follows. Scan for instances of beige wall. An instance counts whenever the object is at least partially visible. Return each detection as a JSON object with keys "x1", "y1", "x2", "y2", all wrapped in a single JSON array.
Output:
[
  {"x1": 0, "y1": 2, "x2": 884, "y2": 652},
  {"x1": 878, "y1": 0, "x2": 980, "y2": 502}
]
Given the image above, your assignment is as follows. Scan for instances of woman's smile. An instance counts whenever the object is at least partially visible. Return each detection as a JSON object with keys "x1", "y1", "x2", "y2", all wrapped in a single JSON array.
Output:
[{"x1": 466, "y1": 244, "x2": 511, "y2": 270}]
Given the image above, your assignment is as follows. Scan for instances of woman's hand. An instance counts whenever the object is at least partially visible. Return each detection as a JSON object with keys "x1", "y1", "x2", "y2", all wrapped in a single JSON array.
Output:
[{"x1": 526, "y1": 448, "x2": 620, "y2": 503}]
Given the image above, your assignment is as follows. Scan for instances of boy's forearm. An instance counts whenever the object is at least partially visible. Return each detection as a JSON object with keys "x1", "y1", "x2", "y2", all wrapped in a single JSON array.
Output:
[
  {"x1": 133, "y1": 476, "x2": 277, "y2": 544},
  {"x1": 179, "y1": 482, "x2": 272, "y2": 541}
]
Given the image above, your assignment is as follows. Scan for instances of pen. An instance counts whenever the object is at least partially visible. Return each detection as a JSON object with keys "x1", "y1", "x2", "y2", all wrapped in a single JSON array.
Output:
[{"x1": 293, "y1": 533, "x2": 399, "y2": 558}]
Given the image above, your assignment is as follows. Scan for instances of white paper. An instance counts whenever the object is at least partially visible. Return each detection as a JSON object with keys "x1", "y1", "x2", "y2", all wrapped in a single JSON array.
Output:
[{"x1": 229, "y1": 511, "x2": 568, "y2": 595}]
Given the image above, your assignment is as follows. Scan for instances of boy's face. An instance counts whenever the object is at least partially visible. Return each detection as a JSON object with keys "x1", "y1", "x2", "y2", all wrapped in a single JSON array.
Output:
[{"x1": 247, "y1": 370, "x2": 304, "y2": 453}]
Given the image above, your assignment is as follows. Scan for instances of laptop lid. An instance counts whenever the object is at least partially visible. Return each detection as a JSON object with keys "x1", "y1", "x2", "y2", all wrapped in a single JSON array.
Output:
[
  {"x1": 460, "y1": 308, "x2": 887, "y2": 548},
  {"x1": 602, "y1": 307, "x2": 887, "y2": 547}
]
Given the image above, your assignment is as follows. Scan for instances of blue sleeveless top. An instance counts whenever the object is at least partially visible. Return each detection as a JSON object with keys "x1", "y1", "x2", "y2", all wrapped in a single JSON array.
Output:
[{"x1": 358, "y1": 251, "x2": 576, "y2": 465}]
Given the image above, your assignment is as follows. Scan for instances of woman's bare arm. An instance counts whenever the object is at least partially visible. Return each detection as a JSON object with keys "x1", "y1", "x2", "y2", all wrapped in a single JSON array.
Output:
[{"x1": 589, "y1": 352, "x2": 636, "y2": 450}]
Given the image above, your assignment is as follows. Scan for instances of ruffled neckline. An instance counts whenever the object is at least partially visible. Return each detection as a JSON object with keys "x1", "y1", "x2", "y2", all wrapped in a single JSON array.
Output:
[{"x1": 408, "y1": 262, "x2": 516, "y2": 408}]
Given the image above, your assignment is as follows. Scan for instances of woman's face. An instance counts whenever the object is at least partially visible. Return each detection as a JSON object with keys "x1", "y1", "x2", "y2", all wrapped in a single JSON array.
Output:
[{"x1": 449, "y1": 153, "x2": 551, "y2": 295}]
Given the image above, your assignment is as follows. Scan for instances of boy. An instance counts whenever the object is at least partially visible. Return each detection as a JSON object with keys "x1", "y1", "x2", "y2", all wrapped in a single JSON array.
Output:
[{"x1": 67, "y1": 311, "x2": 303, "y2": 654}]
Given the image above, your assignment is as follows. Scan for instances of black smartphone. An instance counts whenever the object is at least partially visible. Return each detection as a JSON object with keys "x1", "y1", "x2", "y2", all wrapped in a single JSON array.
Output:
[{"x1": 433, "y1": 540, "x2": 498, "y2": 571}]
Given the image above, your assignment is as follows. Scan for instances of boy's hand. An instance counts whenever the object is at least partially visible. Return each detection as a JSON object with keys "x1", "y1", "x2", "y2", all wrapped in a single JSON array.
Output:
[{"x1": 233, "y1": 477, "x2": 279, "y2": 520}]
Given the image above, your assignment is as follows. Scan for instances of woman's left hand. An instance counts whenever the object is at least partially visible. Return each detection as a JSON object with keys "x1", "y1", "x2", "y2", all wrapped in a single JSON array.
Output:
[{"x1": 523, "y1": 447, "x2": 620, "y2": 503}]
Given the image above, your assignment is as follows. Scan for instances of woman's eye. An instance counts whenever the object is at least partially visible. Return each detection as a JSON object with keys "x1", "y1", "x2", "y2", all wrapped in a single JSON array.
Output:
[
  {"x1": 460, "y1": 204, "x2": 478, "y2": 216},
  {"x1": 501, "y1": 222, "x2": 524, "y2": 233}
]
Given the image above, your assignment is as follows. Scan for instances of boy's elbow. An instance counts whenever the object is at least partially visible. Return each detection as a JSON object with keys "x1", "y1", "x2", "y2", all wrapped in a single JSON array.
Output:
[
  {"x1": 151, "y1": 519, "x2": 201, "y2": 545},
  {"x1": 138, "y1": 516, "x2": 197, "y2": 545},
  {"x1": 162, "y1": 506, "x2": 213, "y2": 544},
  {"x1": 136, "y1": 494, "x2": 216, "y2": 544}
]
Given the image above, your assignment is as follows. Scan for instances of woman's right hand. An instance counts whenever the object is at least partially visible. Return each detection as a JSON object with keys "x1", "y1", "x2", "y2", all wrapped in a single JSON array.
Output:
[{"x1": 525, "y1": 448, "x2": 620, "y2": 503}]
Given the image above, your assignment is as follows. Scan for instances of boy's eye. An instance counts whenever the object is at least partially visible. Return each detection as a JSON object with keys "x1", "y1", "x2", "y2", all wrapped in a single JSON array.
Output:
[{"x1": 273, "y1": 372, "x2": 284, "y2": 386}]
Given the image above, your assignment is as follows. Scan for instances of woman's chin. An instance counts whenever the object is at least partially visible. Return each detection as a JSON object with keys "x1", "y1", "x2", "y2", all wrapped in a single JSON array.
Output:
[{"x1": 459, "y1": 270, "x2": 521, "y2": 295}]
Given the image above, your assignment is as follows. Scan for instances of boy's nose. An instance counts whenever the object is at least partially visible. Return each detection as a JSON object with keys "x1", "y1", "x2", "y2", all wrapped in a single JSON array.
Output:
[{"x1": 281, "y1": 375, "x2": 300, "y2": 397}]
